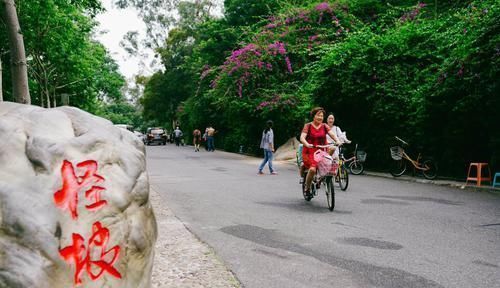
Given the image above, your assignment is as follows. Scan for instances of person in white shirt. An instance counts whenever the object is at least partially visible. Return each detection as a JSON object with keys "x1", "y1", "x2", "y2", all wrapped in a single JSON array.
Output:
[
  {"x1": 258, "y1": 120, "x2": 277, "y2": 175},
  {"x1": 326, "y1": 113, "x2": 350, "y2": 159},
  {"x1": 174, "y1": 127, "x2": 183, "y2": 146}
]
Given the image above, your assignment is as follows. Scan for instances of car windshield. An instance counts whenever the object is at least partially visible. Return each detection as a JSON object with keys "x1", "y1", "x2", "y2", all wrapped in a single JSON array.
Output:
[{"x1": 151, "y1": 129, "x2": 164, "y2": 134}]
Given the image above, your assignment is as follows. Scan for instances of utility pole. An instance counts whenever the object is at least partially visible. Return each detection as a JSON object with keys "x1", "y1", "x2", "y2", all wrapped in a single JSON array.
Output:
[{"x1": 1, "y1": 0, "x2": 30, "y2": 104}]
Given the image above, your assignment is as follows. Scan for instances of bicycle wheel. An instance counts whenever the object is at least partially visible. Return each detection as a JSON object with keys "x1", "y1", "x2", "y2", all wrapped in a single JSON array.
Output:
[
  {"x1": 301, "y1": 175, "x2": 312, "y2": 201},
  {"x1": 349, "y1": 160, "x2": 364, "y2": 175},
  {"x1": 422, "y1": 159, "x2": 437, "y2": 180},
  {"x1": 339, "y1": 166, "x2": 349, "y2": 191},
  {"x1": 390, "y1": 160, "x2": 406, "y2": 177},
  {"x1": 324, "y1": 176, "x2": 334, "y2": 211}
]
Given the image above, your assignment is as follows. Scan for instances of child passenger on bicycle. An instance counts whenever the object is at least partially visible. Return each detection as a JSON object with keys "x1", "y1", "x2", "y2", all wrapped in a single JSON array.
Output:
[{"x1": 300, "y1": 107, "x2": 341, "y2": 197}]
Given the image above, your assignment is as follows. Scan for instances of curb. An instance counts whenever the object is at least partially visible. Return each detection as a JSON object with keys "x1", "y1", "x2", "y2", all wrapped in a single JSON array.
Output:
[
  {"x1": 362, "y1": 171, "x2": 500, "y2": 194},
  {"x1": 149, "y1": 186, "x2": 241, "y2": 288},
  {"x1": 281, "y1": 158, "x2": 500, "y2": 195}
]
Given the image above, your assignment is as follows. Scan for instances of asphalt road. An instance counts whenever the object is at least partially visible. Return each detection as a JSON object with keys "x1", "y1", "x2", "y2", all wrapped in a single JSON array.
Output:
[{"x1": 146, "y1": 145, "x2": 500, "y2": 288}]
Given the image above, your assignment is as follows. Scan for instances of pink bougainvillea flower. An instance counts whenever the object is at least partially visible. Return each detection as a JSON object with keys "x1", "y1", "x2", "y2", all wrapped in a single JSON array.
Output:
[
  {"x1": 200, "y1": 65, "x2": 211, "y2": 79},
  {"x1": 285, "y1": 57, "x2": 293, "y2": 74},
  {"x1": 309, "y1": 35, "x2": 319, "y2": 41},
  {"x1": 268, "y1": 42, "x2": 287, "y2": 55},
  {"x1": 265, "y1": 23, "x2": 277, "y2": 29},
  {"x1": 315, "y1": 2, "x2": 331, "y2": 12}
]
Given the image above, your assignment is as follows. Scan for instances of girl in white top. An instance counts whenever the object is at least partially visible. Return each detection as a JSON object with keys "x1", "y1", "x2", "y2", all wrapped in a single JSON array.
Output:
[{"x1": 326, "y1": 113, "x2": 350, "y2": 159}]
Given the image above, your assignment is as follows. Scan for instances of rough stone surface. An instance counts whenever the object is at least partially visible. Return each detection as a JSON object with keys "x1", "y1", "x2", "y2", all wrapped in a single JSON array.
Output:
[
  {"x1": 274, "y1": 137, "x2": 300, "y2": 161},
  {"x1": 150, "y1": 186, "x2": 240, "y2": 288},
  {"x1": 0, "y1": 102, "x2": 156, "y2": 287}
]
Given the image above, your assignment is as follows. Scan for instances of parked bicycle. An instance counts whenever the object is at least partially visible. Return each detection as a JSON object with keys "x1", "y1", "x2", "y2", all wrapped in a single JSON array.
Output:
[
  {"x1": 332, "y1": 143, "x2": 366, "y2": 191},
  {"x1": 335, "y1": 153, "x2": 349, "y2": 191},
  {"x1": 340, "y1": 144, "x2": 366, "y2": 175},
  {"x1": 297, "y1": 144, "x2": 337, "y2": 211},
  {"x1": 389, "y1": 136, "x2": 437, "y2": 179}
]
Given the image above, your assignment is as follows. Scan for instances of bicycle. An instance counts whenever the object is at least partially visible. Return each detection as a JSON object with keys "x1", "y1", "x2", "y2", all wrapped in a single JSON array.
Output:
[
  {"x1": 335, "y1": 153, "x2": 349, "y2": 191},
  {"x1": 340, "y1": 144, "x2": 366, "y2": 175},
  {"x1": 297, "y1": 144, "x2": 337, "y2": 211},
  {"x1": 389, "y1": 136, "x2": 437, "y2": 180},
  {"x1": 335, "y1": 144, "x2": 367, "y2": 191}
]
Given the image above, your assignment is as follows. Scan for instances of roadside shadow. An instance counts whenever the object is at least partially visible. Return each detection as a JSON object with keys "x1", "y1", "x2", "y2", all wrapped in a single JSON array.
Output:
[{"x1": 255, "y1": 200, "x2": 352, "y2": 214}]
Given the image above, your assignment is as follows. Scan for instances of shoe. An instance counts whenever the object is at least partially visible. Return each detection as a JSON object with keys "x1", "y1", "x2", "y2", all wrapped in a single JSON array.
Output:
[
  {"x1": 303, "y1": 188, "x2": 312, "y2": 198},
  {"x1": 257, "y1": 171, "x2": 264, "y2": 175},
  {"x1": 270, "y1": 172, "x2": 278, "y2": 175}
]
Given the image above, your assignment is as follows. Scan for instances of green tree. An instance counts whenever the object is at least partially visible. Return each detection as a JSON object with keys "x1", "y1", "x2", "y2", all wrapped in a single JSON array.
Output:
[
  {"x1": 1, "y1": 0, "x2": 30, "y2": 104},
  {"x1": 140, "y1": 0, "x2": 499, "y2": 177},
  {"x1": 0, "y1": 0, "x2": 125, "y2": 111}
]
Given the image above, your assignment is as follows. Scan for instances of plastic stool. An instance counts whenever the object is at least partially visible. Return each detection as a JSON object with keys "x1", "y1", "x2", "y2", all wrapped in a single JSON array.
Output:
[
  {"x1": 493, "y1": 172, "x2": 500, "y2": 188},
  {"x1": 466, "y1": 163, "x2": 491, "y2": 186}
]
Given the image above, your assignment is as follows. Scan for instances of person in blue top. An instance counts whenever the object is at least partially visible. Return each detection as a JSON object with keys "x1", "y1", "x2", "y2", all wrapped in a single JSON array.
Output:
[{"x1": 258, "y1": 120, "x2": 277, "y2": 175}]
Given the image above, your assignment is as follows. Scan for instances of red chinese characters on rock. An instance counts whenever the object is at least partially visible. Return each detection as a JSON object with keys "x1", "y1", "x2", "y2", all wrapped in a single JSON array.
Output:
[
  {"x1": 54, "y1": 160, "x2": 107, "y2": 219},
  {"x1": 54, "y1": 159, "x2": 122, "y2": 285},
  {"x1": 59, "y1": 221, "x2": 122, "y2": 285}
]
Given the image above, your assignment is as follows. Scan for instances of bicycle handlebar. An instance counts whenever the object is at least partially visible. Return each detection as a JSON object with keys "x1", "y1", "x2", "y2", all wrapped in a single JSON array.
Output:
[
  {"x1": 313, "y1": 143, "x2": 342, "y2": 148},
  {"x1": 394, "y1": 136, "x2": 409, "y2": 146}
]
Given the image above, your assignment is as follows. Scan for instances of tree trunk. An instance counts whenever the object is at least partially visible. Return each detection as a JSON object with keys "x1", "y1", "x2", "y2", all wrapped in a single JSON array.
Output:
[
  {"x1": 52, "y1": 87, "x2": 56, "y2": 107},
  {"x1": 45, "y1": 82, "x2": 50, "y2": 108},
  {"x1": 0, "y1": 57, "x2": 3, "y2": 102},
  {"x1": 1, "y1": 0, "x2": 30, "y2": 104}
]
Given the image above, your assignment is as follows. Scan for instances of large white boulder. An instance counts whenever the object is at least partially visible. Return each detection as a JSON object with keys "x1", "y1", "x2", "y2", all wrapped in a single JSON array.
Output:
[
  {"x1": 0, "y1": 102, "x2": 157, "y2": 287},
  {"x1": 274, "y1": 137, "x2": 300, "y2": 161}
]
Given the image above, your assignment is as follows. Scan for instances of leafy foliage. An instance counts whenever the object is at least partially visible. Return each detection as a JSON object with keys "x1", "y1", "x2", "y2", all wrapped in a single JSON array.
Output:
[
  {"x1": 94, "y1": 100, "x2": 143, "y2": 129},
  {"x1": 142, "y1": 0, "x2": 499, "y2": 178},
  {"x1": 0, "y1": 0, "x2": 125, "y2": 112}
]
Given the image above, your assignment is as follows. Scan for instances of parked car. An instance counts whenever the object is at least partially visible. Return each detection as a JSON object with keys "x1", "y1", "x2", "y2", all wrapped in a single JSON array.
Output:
[{"x1": 145, "y1": 127, "x2": 167, "y2": 145}]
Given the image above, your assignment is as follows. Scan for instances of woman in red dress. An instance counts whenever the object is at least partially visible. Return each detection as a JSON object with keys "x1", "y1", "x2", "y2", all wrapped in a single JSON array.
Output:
[{"x1": 299, "y1": 107, "x2": 341, "y2": 196}]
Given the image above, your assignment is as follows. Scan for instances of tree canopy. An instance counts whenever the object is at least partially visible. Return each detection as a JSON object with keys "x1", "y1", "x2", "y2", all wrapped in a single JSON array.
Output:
[
  {"x1": 0, "y1": 0, "x2": 125, "y2": 112},
  {"x1": 140, "y1": 0, "x2": 499, "y2": 178}
]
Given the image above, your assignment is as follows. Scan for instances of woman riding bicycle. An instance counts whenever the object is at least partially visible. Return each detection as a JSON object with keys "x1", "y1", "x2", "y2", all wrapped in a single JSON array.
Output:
[
  {"x1": 326, "y1": 113, "x2": 351, "y2": 159},
  {"x1": 300, "y1": 107, "x2": 341, "y2": 197}
]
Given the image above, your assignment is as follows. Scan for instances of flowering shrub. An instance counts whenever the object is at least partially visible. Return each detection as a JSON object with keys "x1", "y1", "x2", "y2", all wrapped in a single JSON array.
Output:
[
  {"x1": 174, "y1": 0, "x2": 498, "y2": 177},
  {"x1": 400, "y1": 2, "x2": 427, "y2": 22},
  {"x1": 202, "y1": 1, "x2": 355, "y2": 105}
]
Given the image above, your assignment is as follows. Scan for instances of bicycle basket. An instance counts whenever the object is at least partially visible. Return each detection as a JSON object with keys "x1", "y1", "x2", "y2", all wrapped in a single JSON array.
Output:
[
  {"x1": 314, "y1": 150, "x2": 336, "y2": 177},
  {"x1": 356, "y1": 151, "x2": 367, "y2": 162},
  {"x1": 390, "y1": 146, "x2": 404, "y2": 160},
  {"x1": 317, "y1": 158, "x2": 337, "y2": 177}
]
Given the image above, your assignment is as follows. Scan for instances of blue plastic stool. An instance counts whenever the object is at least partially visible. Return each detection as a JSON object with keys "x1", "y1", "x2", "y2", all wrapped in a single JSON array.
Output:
[{"x1": 493, "y1": 172, "x2": 500, "y2": 187}]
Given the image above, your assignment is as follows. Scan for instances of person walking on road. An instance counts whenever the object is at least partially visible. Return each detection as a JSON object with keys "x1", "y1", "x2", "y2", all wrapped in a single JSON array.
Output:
[
  {"x1": 258, "y1": 120, "x2": 277, "y2": 175},
  {"x1": 206, "y1": 125, "x2": 216, "y2": 151},
  {"x1": 174, "y1": 127, "x2": 183, "y2": 147},
  {"x1": 193, "y1": 129, "x2": 202, "y2": 152}
]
